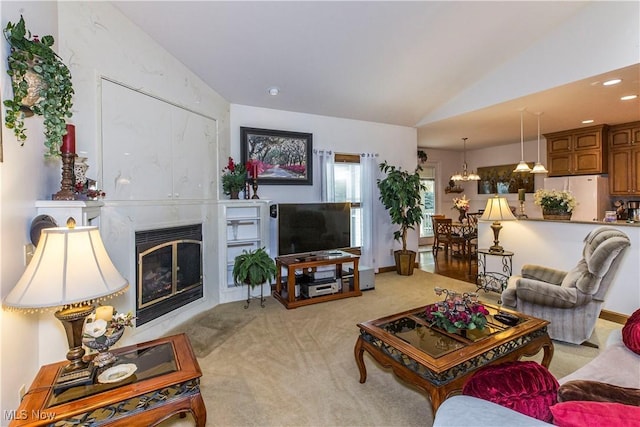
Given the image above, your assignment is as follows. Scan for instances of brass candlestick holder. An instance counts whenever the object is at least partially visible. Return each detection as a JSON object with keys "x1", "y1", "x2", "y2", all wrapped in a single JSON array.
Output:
[
  {"x1": 53, "y1": 152, "x2": 76, "y2": 200},
  {"x1": 251, "y1": 178, "x2": 259, "y2": 199}
]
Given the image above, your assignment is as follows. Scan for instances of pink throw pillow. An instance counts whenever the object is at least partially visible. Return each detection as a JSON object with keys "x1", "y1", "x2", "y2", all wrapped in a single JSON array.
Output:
[
  {"x1": 622, "y1": 308, "x2": 640, "y2": 355},
  {"x1": 462, "y1": 361, "x2": 559, "y2": 422},
  {"x1": 551, "y1": 401, "x2": 640, "y2": 427}
]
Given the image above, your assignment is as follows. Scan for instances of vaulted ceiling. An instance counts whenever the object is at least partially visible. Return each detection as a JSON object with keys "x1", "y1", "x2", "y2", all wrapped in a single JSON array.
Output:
[{"x1": 113, "y1": 1, "x2": 640, "y2": 150}]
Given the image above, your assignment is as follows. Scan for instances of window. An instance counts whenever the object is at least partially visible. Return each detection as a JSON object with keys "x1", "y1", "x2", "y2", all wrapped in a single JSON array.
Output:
[
  {"x1": 420, "y1": 165, "x2": 436, "y2": 239},
  {"x1": 333, "y1": 154, "x2": 361, "y2": 247}
]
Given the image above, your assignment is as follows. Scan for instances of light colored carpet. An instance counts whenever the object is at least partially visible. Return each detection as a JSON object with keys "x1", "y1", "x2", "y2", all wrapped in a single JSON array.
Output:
[{"x1": 163, "y1": 269, "x2": 620, "y2": 426}]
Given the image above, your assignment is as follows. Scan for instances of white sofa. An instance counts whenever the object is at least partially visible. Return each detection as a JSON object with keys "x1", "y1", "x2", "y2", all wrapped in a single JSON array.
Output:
[{"x1": 433, "y1": 329, "x2": 640, "y2": 426}]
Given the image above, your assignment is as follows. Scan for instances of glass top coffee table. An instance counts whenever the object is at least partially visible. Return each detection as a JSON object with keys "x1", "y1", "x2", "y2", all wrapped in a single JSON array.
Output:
[{"x1": 354, "y1": 302, "x2": 553, "y2": 413}]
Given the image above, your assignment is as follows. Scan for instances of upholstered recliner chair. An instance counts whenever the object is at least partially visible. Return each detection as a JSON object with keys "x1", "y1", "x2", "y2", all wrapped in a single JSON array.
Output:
[{"x1": 502, "y1": 227, "x2": 630, "y2": 345}]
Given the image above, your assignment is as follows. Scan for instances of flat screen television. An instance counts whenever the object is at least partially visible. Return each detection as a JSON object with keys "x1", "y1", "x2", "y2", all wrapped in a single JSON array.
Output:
[{"x1": 277, "y1": 202, "x2": 351, "y2": 256}]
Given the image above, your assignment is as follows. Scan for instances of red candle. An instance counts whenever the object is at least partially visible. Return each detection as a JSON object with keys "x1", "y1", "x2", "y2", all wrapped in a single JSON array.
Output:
[
  {"x1": 61, "y1": 124, "x2": 76, "y2": 154},
  {"x1": 253, "y1": 163, "x2": 259, "y2": 179}
]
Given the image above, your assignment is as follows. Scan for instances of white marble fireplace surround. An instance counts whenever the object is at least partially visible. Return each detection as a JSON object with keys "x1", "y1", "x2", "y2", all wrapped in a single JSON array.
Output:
[{"x1": 100, "y1": 201, "x2": 219, "y2": 344}]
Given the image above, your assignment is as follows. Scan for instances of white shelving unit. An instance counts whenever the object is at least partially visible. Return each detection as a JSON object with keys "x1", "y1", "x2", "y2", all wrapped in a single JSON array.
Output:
[{"x1": 218, "y1": 200, "x2": 271, "y2": 303}]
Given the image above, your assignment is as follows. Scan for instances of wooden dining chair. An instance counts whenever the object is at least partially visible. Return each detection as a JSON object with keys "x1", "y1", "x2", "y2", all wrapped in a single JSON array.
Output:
[
  {"x1": 433, "y1": 217, "x2": 465, "y2": 259},
  {"x1": 431, "y1": 214, "x2": 446, "y2": 255}
]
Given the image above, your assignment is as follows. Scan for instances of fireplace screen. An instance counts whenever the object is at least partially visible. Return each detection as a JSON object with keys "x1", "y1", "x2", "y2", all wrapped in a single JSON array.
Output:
[{"x1": 136, "y1": 224, "x2": 203, "y2": 325}]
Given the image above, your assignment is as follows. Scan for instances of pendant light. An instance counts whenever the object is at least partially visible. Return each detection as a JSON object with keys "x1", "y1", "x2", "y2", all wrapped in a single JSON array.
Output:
[
  {"x1": 530, "y1": 112, "x2": 549, "y2": 174},
  {"x1": 513, "y1": 109, "x2": 532, "y2": 173},
  {"x1": 451, "y1": 138, "x2": 480, "y2": 181}
]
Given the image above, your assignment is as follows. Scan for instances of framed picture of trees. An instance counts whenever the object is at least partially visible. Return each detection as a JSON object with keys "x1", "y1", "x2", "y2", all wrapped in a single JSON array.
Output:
[{"x1": 240, "y1": 127, "x2": 313, "y2": 185}]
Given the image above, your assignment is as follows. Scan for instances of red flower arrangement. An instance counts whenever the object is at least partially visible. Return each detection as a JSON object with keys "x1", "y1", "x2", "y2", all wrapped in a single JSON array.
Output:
[{"x1": 425, "y1": 288, "x2": 489, "y2": 333}]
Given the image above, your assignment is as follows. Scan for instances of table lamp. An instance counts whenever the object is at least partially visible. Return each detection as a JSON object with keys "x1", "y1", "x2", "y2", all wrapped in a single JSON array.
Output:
[
  {"x1": 3, "y1": 218, "x2": 129, "y2": 383},
  {"x1": 480, "y1": 195, "x2": 517, "y2": 253}
]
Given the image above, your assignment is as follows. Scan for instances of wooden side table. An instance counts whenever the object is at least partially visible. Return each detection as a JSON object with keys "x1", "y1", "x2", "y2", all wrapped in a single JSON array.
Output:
[{"x1": 10, "y1": 333, "x2": 205, "y2": 426}]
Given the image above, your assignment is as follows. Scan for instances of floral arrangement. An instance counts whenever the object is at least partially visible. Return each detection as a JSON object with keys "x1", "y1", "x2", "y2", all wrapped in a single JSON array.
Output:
[
  {"x1": 452, "y1": 195, "x2": 470, "y2": 212},
  {"x1": 75, "y1": 181, "x2": 105, "y2": 200},
  {"x1": 533, "y1": 189, "x2": 577, "y2": 213},
  {"x1": 222, "y1": 157, "x2": 248, "y2": 196},
  {"x1": 83, "y1": 309, "x2": 135, "y2": 343},
  {"x1": 424, "y1": 288, "x2": 489, "y2": 333}
]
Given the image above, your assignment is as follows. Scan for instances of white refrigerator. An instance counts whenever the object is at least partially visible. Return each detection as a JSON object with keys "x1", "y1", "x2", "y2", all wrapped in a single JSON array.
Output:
[{"x1": 543, "y1": 175, "x2": 609, "y2": 222}]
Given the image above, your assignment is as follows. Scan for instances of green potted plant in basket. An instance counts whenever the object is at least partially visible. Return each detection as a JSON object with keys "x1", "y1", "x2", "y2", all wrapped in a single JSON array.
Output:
[
  {"x1": 533, "y1": 189, "x2": 577, "y2": 220},
  {"x1": 377, "y1": 161, "x2": 426, "y2": 275},
  {"x1": 3, "y1": 15, "x2": 74, "y2": 157}
]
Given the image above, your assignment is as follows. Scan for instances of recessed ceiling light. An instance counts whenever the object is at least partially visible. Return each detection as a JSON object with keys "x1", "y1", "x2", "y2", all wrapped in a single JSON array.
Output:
[
  {"x1": 267, "y1": 87, "x2": 280, "y2": 96},
  {"x1": 582, "y1": 119, "x2": 594, "y2": 124},
  {"x1": 603, "y1": 78, "x2": 622, "y2": 86},
  {"x1": 621, "y1": 94, "x2": 638, "y2": 101}
]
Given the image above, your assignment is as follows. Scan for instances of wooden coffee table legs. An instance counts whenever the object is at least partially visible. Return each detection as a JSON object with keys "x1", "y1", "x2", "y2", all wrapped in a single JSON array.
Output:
[{"x1": 354, "y1": 332, "x2": 554, "y2": 414}]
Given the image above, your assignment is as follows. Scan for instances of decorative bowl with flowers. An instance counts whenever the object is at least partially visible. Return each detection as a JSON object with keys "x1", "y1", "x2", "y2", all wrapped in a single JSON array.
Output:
[
  {"x1": 534, "y1": 189, "x2": 577, "y2": 218},
  {"x1": 424, "y1": 288, "x2": 489, "y2": 334},
  {"x1": 82, "y1": 309, "x2": 135, "y2": 367}
]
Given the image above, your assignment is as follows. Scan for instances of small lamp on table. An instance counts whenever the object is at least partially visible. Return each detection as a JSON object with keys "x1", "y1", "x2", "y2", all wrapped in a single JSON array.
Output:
[
  {"x1": 480, "y1": 195, "x2": 517, "y2": 253},
  {"x1": 2, "y1": 218, "x2": 129, "y2": 385}
]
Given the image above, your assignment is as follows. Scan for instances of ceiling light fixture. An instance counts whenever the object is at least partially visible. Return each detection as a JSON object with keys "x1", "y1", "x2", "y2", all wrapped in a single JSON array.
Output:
[
  {"x1": 603, "y1": 78, "x2": 622, "y2": 86},
  {"x1": 268, "y1": 87, "x2": 280, "y2": 96},
  {"x1": 513, "y1": 109, "x2": 532, "y2": 173},
  {"x1": 451, "y1": 137, "x2": 480, "y2": 181},
  {"x1": 621, "y1": 95, "x2": 638, "y2": 101},
  {"x1": 582, "y1": 119, "x2": 594, "y2": 124},
  {"x1": 530, "y1": 112, "x2": 549, "y2": 174}
]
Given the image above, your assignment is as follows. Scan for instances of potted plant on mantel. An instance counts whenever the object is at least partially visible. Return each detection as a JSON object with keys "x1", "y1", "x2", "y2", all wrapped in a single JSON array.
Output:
[
  {"x1": 232, "y1": 247, "x2": 277, "y2": 308},
  {"x1": 3, "y1": 15, "x2": 74, "y2": 158},
  {"x1": 377, "y1": 161, "x2": 426, "y2": 276}
]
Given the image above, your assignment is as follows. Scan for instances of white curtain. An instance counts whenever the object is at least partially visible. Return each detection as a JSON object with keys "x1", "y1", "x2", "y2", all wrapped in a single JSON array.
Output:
[
  {"x1": 360, "y1": 153, "x2": 378, "y2": 271},
  {"x1": 315, "y1": 149, "x2": 335, "y2": 201}
]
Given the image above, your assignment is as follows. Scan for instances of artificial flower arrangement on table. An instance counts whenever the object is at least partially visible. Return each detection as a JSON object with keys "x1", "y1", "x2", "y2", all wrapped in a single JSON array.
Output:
[
  {"x1": 222, "y1": 157, "x2": 248, "y2": 198},
  {"x1": 82, "y1": 306, "x2": 135, "y2": 367},
  {"x1": 424, "y1": 287, "x2": 489, "y2": 333},
  {"x1": 452, "y1": 195, "x2": 470, "y2": 222},
  {"x1": 533, "y1": 189, "x2": 577, "y2": 219},
  {"x1": 74, "y1": 180, "x2": 105, "y2": 200}
]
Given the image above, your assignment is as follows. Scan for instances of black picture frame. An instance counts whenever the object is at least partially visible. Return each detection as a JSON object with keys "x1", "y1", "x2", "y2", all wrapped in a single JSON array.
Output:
[
  {"x1": 476, "y1": 163, "x2": 535, "y2": 194},
  {"x1": 240, "y1": 127, "x2": 313, "y2": 185}
]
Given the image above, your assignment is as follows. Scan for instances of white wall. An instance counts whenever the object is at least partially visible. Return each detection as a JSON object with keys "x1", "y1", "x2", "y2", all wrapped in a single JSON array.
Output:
[
  {"x1": 1, "y1": 1, "x2": 230, "y2": 414},
  {"x1": 230, "y1": 104, "x2": 418, "y2": 270},
  {"x1": 1, "y1": 1, "x2": 60, "y2": 416}
]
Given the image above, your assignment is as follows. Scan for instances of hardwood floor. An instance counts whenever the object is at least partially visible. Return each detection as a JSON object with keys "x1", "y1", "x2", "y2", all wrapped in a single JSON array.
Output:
[{"x1": 418, "y1": 245, "x2": 478, "y2": 284}]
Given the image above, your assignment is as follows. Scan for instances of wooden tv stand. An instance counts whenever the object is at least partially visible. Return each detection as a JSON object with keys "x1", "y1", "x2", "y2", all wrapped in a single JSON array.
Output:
[{"x1": 273, "y1": 251, "x2": 361, "y2": 309}]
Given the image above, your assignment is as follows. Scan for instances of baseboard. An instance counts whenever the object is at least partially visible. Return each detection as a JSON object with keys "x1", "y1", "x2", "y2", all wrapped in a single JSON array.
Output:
[
  {"x1": 377, "y1": 265, "x2": 396, "y2": 274},
  {"x1": 599, "y1": 309, "x2": 628, "y2": 325}
]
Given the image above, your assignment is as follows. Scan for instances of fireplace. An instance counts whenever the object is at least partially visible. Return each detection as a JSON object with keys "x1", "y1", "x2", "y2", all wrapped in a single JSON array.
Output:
[{"x1": 135, "y1": 224, "x2": 203, "y2": 325}]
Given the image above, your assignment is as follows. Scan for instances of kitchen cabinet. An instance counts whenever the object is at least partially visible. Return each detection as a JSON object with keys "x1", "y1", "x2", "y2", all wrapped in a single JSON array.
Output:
[
  {"x1": 545, "y1": 124, "x2": 608, "y2": 176},
  {"x1": 608, "y1": 121, "x2": 640, "y2": 195}
]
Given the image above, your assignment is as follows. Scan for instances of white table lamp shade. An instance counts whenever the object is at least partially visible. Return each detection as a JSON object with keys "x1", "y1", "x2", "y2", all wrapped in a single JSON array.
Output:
[
  {"x1": 4, "y1": 226, "x2": 128, "y2": 310},
  {"x1": 480, "y1": 196, "x2": 517, "y2": 222}
]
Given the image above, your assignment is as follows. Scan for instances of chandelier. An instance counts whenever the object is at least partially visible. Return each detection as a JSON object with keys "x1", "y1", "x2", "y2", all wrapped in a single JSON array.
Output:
[{"x1": 451, "y1": 138, "x2": 480, "y2": 181}]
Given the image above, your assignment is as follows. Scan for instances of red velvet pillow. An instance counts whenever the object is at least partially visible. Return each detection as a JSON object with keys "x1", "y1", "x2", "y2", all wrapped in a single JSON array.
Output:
[
  {"x1": 462, "y1": 361, "x2": 559, "y2": 422},
  {"x1": 622, "y1": 308, "x2": 640, "y2": 355},
  {"x1": 551, "y1": 401, "x2": 640, "y2": 427}
]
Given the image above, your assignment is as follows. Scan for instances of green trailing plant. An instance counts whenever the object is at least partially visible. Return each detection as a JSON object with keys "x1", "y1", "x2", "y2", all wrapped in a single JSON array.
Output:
[
  {"x1": 377, "y1": 161, "x2": 426, "y2": 252},
  {"x1": 232, "y1": 247, "x2": 277, "y2": 289},
  {"x1": 3, "y1": 15, "x2": 74, "y2": 157}
]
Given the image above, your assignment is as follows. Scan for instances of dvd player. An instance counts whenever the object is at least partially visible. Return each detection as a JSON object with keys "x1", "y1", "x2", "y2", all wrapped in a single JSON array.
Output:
[{"x1": 301, "y1": 281, "x2": 339, "y2": 298}]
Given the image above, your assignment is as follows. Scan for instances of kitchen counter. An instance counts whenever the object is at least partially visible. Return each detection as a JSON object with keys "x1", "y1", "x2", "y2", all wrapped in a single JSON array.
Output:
[
  {"x1": 477, "y1": 220, "x2": 640, "y2": 316},
  {"x1": 522, "y1": 218, "x2": 640, "y2": 227}
]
